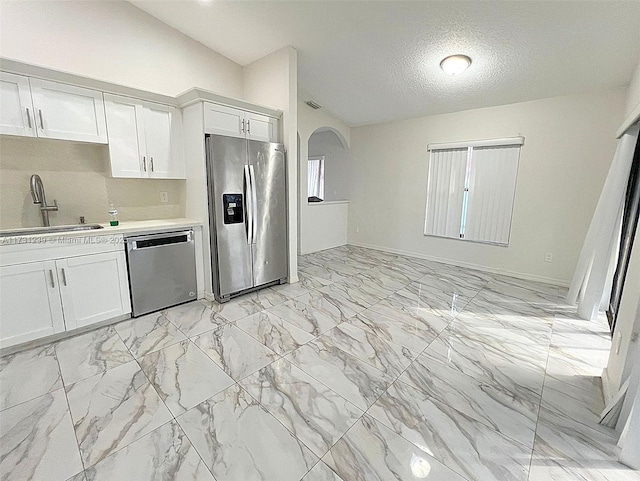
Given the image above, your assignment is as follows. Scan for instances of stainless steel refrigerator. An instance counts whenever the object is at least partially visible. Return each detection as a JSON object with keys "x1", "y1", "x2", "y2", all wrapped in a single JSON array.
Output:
[{"x1": 205, "y1": 134, "x2": 287, "y2": 302}]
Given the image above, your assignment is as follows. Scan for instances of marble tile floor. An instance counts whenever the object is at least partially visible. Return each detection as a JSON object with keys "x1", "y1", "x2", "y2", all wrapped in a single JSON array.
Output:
[{"x1": 1, "y1": 245, "x2": 638, "y2": 481}]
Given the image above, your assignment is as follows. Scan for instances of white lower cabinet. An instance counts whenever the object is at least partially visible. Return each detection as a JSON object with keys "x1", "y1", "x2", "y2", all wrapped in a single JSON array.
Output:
[
  {"x1": 57, "y1": 252, "x2": 130, "y2": 330},
  {"x1": 0, "y1": 261, "x2": 65, "y2": 347},
  {"x1": 0, "y1": 251, "x2": 131, "y2": 348}
]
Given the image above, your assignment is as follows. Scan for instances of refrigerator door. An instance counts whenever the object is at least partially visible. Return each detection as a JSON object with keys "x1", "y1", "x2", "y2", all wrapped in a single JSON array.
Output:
[
  {"x1": 206, "y1": 134, "x2": 253, "y2": 297},
  {"x1": 248, "y1": 139, "x2": 287, "y2": 287}
]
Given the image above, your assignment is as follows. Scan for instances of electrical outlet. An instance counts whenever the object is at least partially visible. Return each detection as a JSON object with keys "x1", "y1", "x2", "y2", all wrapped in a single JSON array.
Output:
[
  {"x1": 160, "y1": 192, "x2": 169, "y2": 203},
  {"x1": 544, "y1": 252, "x2": 553, "y2": 263}
]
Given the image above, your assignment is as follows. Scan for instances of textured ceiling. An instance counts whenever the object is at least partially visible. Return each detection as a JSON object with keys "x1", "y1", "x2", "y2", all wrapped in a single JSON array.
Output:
[{"x1": 131, "y1": 1, "x2": 640, "y2": 126}]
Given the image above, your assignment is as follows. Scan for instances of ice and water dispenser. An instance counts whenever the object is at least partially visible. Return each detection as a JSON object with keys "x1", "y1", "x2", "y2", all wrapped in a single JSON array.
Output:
[{"x1": 223, "y1": 194, "x2": 244, "y2": 224}]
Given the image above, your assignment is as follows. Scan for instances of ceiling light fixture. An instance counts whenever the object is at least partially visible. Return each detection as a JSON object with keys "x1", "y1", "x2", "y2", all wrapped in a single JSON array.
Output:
[{"x1": 440, "y1": 54, "x2": 472, "y2": 75}]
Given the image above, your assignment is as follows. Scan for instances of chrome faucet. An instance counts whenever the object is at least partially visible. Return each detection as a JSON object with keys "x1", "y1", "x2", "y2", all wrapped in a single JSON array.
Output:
[{"x1": 29, "y1": 174, "x2": 58, "y2": 227}]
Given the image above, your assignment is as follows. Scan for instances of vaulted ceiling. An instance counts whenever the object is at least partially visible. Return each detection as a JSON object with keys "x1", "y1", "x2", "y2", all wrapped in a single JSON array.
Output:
[{"x1": 131, "y1": 1, "x2": 640, "y2": 126}]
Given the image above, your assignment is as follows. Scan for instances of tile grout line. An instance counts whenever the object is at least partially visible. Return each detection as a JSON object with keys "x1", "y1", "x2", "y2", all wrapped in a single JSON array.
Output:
[
  {"x1": 52, "y1": 342, "x2": 87, "y2": 479},
  {"x1": 524, "y1": 292, "x2": 561, "y2": 481}
]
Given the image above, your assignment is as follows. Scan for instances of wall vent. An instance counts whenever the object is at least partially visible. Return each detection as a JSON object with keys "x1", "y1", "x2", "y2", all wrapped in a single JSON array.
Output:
[{"x1": 305, "y1": 100, "x2": 322, "y2": 110}]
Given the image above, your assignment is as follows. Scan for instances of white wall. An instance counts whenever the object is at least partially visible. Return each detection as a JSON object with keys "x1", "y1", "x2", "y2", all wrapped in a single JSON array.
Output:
[
  {"x1": 304, "y1": 202, "x2": 349, "y2": 253},
  {"x1": 0, "y1": 0, "x2": 243, "y2": 98},
  {"x1": 601, "y1": 56, "x2": 640, "y2": 431},
  {"x1": 625, "y1": 59, "x2": 640, "y2": 119},
  {"x1": 298, "y1": 100, "x2": 352, "y2": 254},
  {"x1": 243, "y1": 47, "x2": 298, "y2": 281},
  {"x1": 308, "y1": 130, "x2": 353, "y2": 201},
  {"x1": 0, "y1": 137, "x2": 184, "y2": 229},
  {"x1": 348, "y1": 89, "x2": 626, "y2": 285}
]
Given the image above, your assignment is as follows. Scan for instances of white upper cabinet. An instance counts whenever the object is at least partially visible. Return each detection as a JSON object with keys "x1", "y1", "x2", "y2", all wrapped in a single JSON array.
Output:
[
  {"x1": 104, "y1": 94, "x2": 185, "y2": 179},
  {"x1": 205, "y1": 102, "x2": 278, "y2": 143},
  {"x1": 0, "y1": 72, "x2": 36, "y2": 137},
  {"x1": 204, "y1": 103, "x2": 245, "y2": 139},
  {"x1": 104, "y1": 94, "x2": 145, "y2": 178},
  {"x1": 143, "y1": 102, "x2": 185, "y2": 178},
  {"x1": 245, "y1": 111, "x2": 278, "y2": 143},
  {"x1": 29, "y1": 78, "x2": 108, "y2": 143}
]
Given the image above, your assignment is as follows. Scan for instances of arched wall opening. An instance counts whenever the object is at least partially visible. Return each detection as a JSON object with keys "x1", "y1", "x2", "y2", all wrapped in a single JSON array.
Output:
[{"x1": 298, "y1": 125, "x2": 352, "y2": 254}]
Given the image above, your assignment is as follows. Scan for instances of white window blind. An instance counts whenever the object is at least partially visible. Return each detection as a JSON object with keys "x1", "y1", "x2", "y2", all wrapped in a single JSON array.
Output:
[
  {"x1": 308, "y1": 156, "x2": 325, "y2": 200},
  {"x1": 465, "y1": 146, "x2": 520, "y2": 244},
  {"x1": 424, "y1": 148, "x2": 468, "y2": 238},
  {"x1": 424, "y1": 138, "x2": 522, "y2": 245}
]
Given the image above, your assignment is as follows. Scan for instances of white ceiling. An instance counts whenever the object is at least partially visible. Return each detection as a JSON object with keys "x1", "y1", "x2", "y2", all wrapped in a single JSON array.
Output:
[{"x1": 131, "y1": 1, "x2": 640, "y2": 126}]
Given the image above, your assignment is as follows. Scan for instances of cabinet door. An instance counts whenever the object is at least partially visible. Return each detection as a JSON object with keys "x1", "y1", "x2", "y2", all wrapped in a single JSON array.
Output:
[
  {"x1": 142, "y1": 103, "x2": 171, "y2": 178},
  {"x1": 204, "y1": 103, "x2": 245, "y2": 139},
  {"x1": 246, "y1": 112, "x2": 278, "y2": 143},
  {"x1": 104, "y1": 94, "x2": 146, "y2": 178},
  {"x1": 57, "y1": 252, "x2": 131, "y2": 330},
  {"x1": 142, "y1": 103, "x2": 185, "y2": 179},
  {"x1": 0, "y1": 72, "x2": 36, "y2": 137},
  {"x1": 29, "y1": 78, "x2": 108, "y2": 144},
  {"x1": 0, "y1": 261, "x2": 65, "y2": 348}
]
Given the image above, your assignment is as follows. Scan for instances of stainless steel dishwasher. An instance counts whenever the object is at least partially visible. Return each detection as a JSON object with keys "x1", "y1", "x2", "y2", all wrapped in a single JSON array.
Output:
[{"x1": 126, "y1": 230, "x2": 197, "y2": 317}]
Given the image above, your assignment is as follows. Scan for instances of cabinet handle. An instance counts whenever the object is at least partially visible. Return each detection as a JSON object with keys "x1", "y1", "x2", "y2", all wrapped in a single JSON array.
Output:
[
  {"x1": 241, "y1": 119, "x2": 245, "y2": 133},
  {"x1": 150, "y1": 157, "x2": 154, "y2": 172},
  {"x1": 247, "y1": 119, "x2": 250, "y2": 134},
  {"x1": 61, "y1": 268, "x2": 67, "y2": 286},
  {"x1": 142, "y1": 156, "x2": 147, "y2": 172},
  {"x1": 26, "y1": 108, "x2": 32, "y2": 128},
  {"x1": 49, "y1": 269, "x2": 55, "y2": 288},
  {"x1": 38, "y1": 109, "x2": 44, "y2": 129}
]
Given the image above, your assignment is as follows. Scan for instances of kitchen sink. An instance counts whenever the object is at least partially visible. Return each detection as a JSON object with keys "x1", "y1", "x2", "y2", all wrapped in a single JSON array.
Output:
[{"x1": 0, "y1": 224, "x2": 105, "y2": 237}]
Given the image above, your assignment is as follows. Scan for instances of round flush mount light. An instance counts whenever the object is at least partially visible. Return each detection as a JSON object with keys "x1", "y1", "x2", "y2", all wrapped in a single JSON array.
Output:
[{"x1": 440, "y1": 54, "x2": 472, "y2": 75}]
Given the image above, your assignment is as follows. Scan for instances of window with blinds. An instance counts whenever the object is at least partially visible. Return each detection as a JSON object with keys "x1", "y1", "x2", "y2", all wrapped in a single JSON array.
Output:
[{"x1": 424, "y1": 137, "x2": 523, "y2": 245}]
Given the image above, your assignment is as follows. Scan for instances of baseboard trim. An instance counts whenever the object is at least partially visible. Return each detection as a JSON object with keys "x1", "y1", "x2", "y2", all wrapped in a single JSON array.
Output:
[
  {"x1": 347, "y1": 241, "x2": 570, "y2": 287},
  {"x1": 602, "y1": 367, "x2": 616, "y2": 404}
]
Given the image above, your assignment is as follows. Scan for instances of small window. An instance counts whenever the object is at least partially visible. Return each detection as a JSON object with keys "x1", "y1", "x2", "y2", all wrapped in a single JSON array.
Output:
[
  {"x1": 424, "y1": 137, "x2": 523, "y2": 245},
  {"x1": 308, "y1": 156, "x2": 325, "y2": 202}
]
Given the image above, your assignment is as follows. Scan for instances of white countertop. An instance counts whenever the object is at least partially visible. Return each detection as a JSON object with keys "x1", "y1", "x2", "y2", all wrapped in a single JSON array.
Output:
[
  {"x1": 307, "y1": 200, "x2": 349, "y2": 206},
  {"x1": 93, "y1": 218, "x2": 202, "y2": 236},
  {"x1": 0, "y1": 218, "x2": 202, "y2": 245}
]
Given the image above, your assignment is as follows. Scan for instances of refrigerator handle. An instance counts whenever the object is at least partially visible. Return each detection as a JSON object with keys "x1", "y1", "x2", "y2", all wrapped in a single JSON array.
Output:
[
  {"x1": 249, "y1": 164, "x2": 258, "y2": 244},
  {"x1": 244, "y1": 165, "x2": 253, "y2": 245}
]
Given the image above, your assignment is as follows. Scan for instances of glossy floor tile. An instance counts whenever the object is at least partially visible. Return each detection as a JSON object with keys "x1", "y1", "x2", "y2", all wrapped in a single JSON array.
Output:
[
  {"x1": 66, "y1": 360, "x2": 172, "y2": 467},
  {"x1": 236, "y1": 310, "x2": 315, "y2": 355},
  {"x1": 139, "y1": 339, "x2": 234, "y2": 416},
  {"x1": 300, "y1": 461, "x2": 345, "y2": 481},
  {"x1": 368, "y1": 381, "x2": 531, "y2": 481},
  {"x1": 240, "y1": 358, "x2": 363, "y2": 457},
  {"x1": 399, "y1": 350, "x2": 539, "y2": 447},
  {"x1": 318, "y1": 322, "x2": 417, "y2": 377},
  {"x1": 114, "y1": 312, "x2": 186, "y2": 358},
  {"x1": 0, "y1": 388, "x2": 83, "y2": 481},
  {"x1": 193, "y1": 323, "x2": 279, "y2": 381},
  {"x1": 55, "y1": 326, "x2": 133, "y2": 385},
  {"x1": 162, "y1": 300, "x2": 228, "y2": 338},
  {"x1": 84, "y1": 421, "x2": 214, "y2": 481},
  {"x1": 0, "y1": 343, "x2": 62, "y2": 411},
  {"x1": 0, "y1": 245, "x2": 636, "y2": 481},
  {"x1": 177, "y1": 384, "x2": 318, "y2": 481},
  {"x1": 285, "y1": 337, "x2": 396, "y2": 410},
  {"x1": 324, "y1": 415, "x2": 468, "y2": 481}
]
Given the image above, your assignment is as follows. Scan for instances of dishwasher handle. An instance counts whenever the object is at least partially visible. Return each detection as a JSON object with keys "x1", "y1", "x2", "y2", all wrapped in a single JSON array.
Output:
[{"x1": 127, "y1": 230, "x2": 193, "y2": 251}]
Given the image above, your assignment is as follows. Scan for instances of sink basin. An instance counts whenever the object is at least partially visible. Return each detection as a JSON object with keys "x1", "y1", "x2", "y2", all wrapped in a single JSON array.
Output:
[{"x1": 0, "y1": 224, "x2": 105, "y2": 237}]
